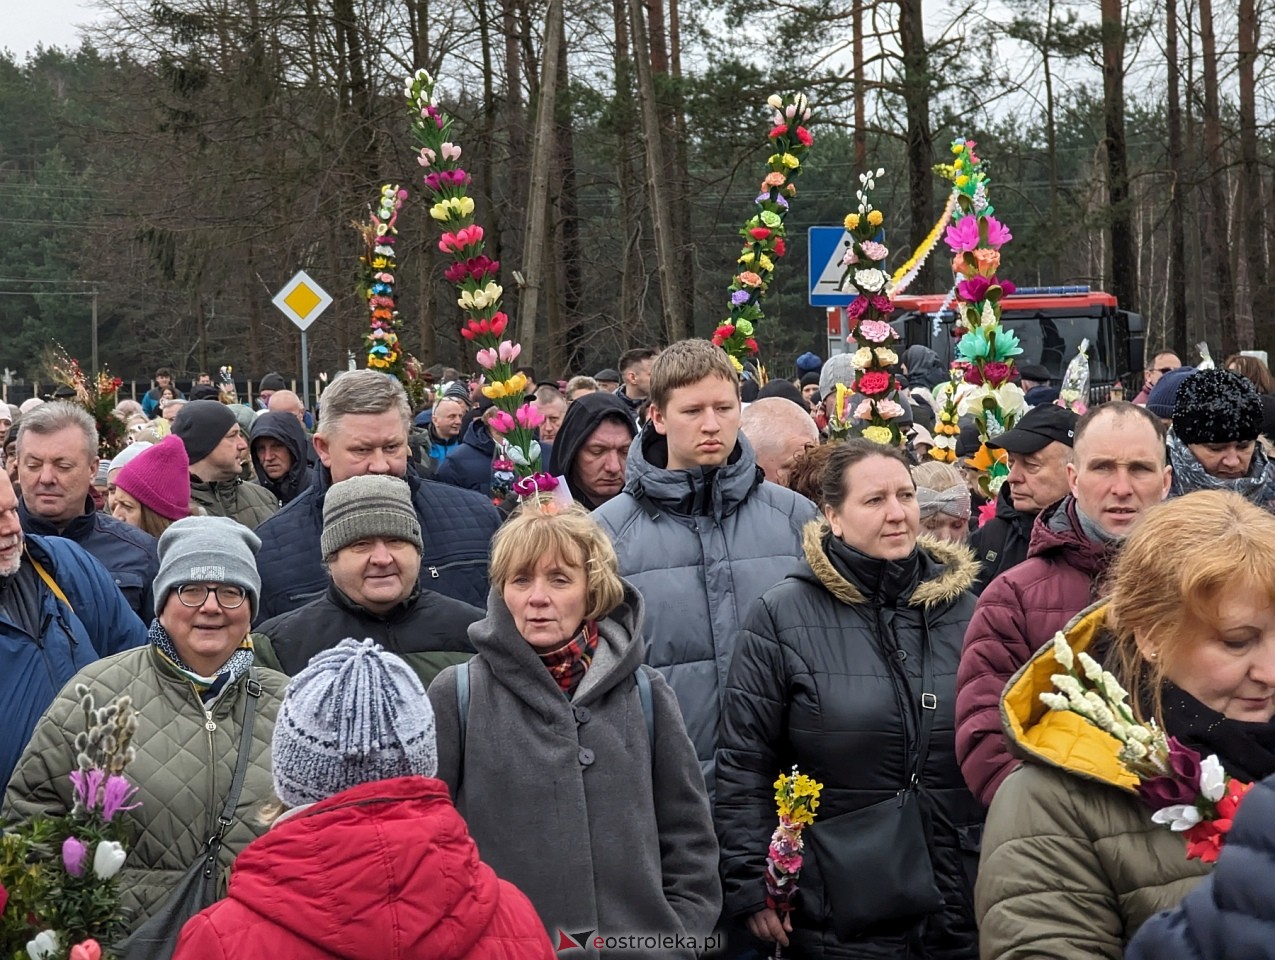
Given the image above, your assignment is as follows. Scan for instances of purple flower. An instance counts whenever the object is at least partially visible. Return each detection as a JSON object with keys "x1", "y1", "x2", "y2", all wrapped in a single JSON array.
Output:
[
  {"x1": 62, "y1": 836, "x2": 88, "y2": 877},
  {"x1": 1138, "y1": 738, "x2": 1205, "y2": 809},
  {"x1": 731, "y1": 290, "x2": 751, "y2": 306},
  {"x1": 70, "y1": 768, "x2": 104, "y2": 814},
  {"x1": 101, "y1": 775, "x2": 141, "y2": 822},
  {"x1": 957, "y1": 276, "x2": 991, "y2": 303}
]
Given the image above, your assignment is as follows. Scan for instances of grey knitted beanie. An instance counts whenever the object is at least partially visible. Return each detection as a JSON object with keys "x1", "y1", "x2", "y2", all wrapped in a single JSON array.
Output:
[
  {"x1": 818, "y1": 353, "x2": 858, "y2": 401},
  {"x1": 154, "y1": 515, "x2": 262, "y2": 617},
  {"x1": 320, "y1": 475, "x2": 422, "y2": 559},
  {"x1": 271, "y1": 638, "x2": 438, "y2": 807}
]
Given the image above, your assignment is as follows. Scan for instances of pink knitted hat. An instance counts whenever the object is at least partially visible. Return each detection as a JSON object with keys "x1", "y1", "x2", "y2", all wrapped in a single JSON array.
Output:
[{"x1": 114, "y1": 435, "x2": 192, "y2": 521}]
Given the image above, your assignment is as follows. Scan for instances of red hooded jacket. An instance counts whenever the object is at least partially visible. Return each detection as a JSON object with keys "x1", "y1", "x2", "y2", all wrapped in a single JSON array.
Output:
[
  {"x1": 955, "y1": 498, "x2": 1113, "y2": 806},
  {"x1": 173, "y1": 776, "x2": 556, "y2": 960}
]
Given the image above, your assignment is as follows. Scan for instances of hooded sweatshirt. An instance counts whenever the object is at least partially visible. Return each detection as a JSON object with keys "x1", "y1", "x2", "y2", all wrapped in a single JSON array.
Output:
[
  {"x1": 250, "y1": 411, "x2": 313, "y2": 505},
  {"x1": 902, "y1": 345, "x2": 950, "y2": 390},
  {"x1": 545, "y1": 392, "x2": 637, "y2": 509},
  {"x1": 172, "y1": 776, "x2": 556, "y2": 960}
]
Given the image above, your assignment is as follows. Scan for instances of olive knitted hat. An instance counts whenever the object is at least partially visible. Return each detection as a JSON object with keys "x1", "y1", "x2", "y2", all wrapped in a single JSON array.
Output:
[
  {"x1": 320, "y1": 475, "x2": 422, "y2": 559},
  {"x1": 271, "y1": 638, "x2": 438, "y2": 807},
  {"x1": 1172, "y1": 369, "x2": 1263, "y2": 446}
]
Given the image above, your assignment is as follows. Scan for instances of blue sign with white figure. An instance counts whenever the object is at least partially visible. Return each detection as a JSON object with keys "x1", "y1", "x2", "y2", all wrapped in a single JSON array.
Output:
[{"x1": 808, "y1": 227, "x2": 856, "y2": 307}]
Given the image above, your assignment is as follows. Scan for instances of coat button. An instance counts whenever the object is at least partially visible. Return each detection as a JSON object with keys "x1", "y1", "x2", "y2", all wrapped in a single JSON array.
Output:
[
  {"x1": 574, "y1": 706, "x2": 591, "y2": 723},
  {"x1": 578, "y1": 748, "x2": 595, "y2": 766}
]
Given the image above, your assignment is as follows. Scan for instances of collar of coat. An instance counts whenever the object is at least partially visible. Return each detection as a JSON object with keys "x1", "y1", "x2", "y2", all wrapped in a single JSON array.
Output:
[
  {"x1": 800, "y1": 519, "x2": 978, "y2": 609},
  {"x1": 999, "y1": 600, "x2": 1138, "y2": 793}
]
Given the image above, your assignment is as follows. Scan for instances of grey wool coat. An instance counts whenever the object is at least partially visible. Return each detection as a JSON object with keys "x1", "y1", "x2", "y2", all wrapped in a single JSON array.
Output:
[
  {"x1": 427, "y1": 581, "x2": 722, "y2": 958},
  {"x1": 593, "y1": 426, "x2": 817, "y2": 794}
]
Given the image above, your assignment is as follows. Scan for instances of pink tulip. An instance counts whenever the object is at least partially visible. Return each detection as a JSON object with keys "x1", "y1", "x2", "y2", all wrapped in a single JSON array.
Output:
[
  {"x1": 497, "y1": 340, "x2": 521, "y2": 363},
  {"x1": 440, "y1": 142, "x2": 462, "y2": 162},
  {"x1": 476, "y1": 348, "x2": 498, "y2": 370},
  {"x1": 488, "y1": 410, "x2": 516, "y2": 434},
  {"x1": 516, "y1": 403, "x2": 545, "y2": 429},
  {"x1": 62, "y1": 837, "x2": 88, "y2": 877},
  {"x1": 417, "y1": 147, "x2": 435, "y2": 167}
]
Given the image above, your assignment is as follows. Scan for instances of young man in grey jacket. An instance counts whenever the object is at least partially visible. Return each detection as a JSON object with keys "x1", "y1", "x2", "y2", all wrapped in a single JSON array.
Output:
[{"x1": 594, "y1": 339, "x2": 816, "y2": 795}]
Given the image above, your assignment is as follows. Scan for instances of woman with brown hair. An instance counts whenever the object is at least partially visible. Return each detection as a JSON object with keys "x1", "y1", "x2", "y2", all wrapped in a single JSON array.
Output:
[
  {"x1": 717, "y1": 439, "x2": 983, "y2": 958},
  {"x1": 111, "y1": 435, "x2": 195, "y2": 537},
  {"x1": 977, "y1": 489, "x2": 1275, "y2": 958},
  {"x1": 1226, "y1": 352, "x2": 1275, "y2": 442}
]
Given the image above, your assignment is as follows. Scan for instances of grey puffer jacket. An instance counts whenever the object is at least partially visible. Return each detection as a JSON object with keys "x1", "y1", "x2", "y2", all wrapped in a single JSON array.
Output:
[
  {"x1": 593, "y1": 425, "x2": 817, "y2": 793},
  {"x1": 427, "y1": 582, "x2": 721, "y2": 956},
  {"x1": 5, "y1": 645, "x2": 286, "y2": 931}
]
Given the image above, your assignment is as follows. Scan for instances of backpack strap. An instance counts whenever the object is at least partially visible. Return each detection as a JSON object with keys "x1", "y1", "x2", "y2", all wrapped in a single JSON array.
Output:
[
  {"x1": 454, "y1": 661, "x2": 470, "y2": 794},
  {"x1": 29, "y1": 554, "x2": 71, "y2": 611},
  {"x1": 635, "y1": 667, "x2": 654, "y2": 753}
]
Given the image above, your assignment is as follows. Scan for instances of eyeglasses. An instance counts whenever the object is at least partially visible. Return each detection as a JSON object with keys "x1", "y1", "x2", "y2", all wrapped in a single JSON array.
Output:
[{"x1": 175, "y1": 583, "x2": 248, "y2": 609}]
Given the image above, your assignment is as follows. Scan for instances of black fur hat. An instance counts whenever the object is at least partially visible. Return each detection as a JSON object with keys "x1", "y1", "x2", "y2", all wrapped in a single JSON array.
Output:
[{"x1": 1172, "y1": 369, "x2": 1263, "y2": 445}]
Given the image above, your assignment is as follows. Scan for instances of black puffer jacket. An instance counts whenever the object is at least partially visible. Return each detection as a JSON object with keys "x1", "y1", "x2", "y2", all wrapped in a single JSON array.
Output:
[
  {"x1": 716, "y1": 521, "x2": 983, "y2": 960},
  {"x1": 966, "y1": 485, "x2": 1036, "y2": 595},
  {"x1": 249, "y1": 411, "x2": 313, "y2": 505}
]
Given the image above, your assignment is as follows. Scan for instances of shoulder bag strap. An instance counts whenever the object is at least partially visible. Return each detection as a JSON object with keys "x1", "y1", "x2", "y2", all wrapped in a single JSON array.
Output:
[
  {"x1": 909, "y1": 617, "x2": 937, "y2": 787},
  {"x1": 29, "y1": 554, "x2": 71, "y2": 610},
  {"x1": 213, "y1": 668, "x2": 261, "y2": 843}
]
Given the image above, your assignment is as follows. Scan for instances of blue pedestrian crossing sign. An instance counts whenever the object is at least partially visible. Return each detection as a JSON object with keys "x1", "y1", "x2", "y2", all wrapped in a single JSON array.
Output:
[{"x1": 808, "y1": 227, "x2": 855, "y2": 306}]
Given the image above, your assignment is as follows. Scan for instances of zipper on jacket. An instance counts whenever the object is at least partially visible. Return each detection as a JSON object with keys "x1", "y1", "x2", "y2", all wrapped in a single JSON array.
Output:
[{"x1": 189, "y1": 680, "x2": 219, "y2": 843}]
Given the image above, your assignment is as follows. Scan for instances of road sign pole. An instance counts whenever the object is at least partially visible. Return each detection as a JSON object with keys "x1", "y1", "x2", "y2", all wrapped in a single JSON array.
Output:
[
  {"x1": 839, "y1": 307, "x2": 850, "y2": 354},
  {"x1": 301, "y1": 330, "x2": 310, "y2": 412}
]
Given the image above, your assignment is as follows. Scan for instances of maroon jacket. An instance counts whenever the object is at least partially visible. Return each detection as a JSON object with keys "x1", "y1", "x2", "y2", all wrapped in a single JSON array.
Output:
[{"x1": 955, "y1": 498, "x2": 1112, "y2": 806}]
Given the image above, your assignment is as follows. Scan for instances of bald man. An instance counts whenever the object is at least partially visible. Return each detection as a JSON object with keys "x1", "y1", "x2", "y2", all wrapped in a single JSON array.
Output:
[
  {"x1": 740, "y1": 397, "x2": 819, "y2": 487},
  {"x1": 265, "y1": 389, "x2": 306, "y2": 424}
]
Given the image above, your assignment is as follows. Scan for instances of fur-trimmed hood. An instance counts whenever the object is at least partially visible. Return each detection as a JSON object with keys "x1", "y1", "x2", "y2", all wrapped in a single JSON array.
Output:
[{"x1": 800, "y1": 519, "x2": 979, "y2": 609}]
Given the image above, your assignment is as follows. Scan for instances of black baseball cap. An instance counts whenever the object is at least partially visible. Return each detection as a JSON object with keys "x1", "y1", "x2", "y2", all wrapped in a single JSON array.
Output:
[{"x1": 987, "y1": 404, "x2": 1078, "y2": 454}]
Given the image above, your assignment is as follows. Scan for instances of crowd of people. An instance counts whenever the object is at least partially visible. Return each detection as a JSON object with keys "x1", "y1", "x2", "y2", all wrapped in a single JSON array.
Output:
[{"x1": 2, "y1": 339, "x2": 1275, "y2": 959}]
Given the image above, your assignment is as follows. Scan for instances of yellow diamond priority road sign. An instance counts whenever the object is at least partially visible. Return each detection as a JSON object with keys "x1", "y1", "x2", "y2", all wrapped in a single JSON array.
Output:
[{"x1": 272, "y1": 270, "x2": 332, "y2": 331}]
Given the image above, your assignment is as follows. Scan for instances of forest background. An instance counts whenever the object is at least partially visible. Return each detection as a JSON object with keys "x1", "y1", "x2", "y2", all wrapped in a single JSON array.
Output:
[{"x1": 0, "y1": 0, "x2": 1270, "y2": 385}]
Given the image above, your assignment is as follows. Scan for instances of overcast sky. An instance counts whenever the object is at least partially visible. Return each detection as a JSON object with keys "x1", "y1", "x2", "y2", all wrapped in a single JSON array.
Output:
[{"x1": 2, "y1": 0, "x2": 101, "y2": 60}]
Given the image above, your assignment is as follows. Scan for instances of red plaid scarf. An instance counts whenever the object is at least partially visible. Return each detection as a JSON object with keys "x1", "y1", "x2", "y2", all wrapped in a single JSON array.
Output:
[{"x1": 538, "y1": 621, "x2": 599, "y2": 697}]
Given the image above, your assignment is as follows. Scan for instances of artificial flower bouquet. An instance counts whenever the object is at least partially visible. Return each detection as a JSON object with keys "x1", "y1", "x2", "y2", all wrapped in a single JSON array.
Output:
[
  {"x1": 932, "y1": 139, "x2": 1025, "y2": 496},
  {"x1": 45, "y1": 347, "x2": 125, "y2": 459},
  {"x1": 1056, "y1": 340, "x2": 1090, "y2": 414},
  {"x1": 829, "y1": 169, "x2": 908, "y2": 447},
  {"x1": 405, "y1": 69, "x2": 557, "y2": 501},
  {"x1": 764, "y1": 768, "x2": 822, "y2": 958},
  {"x1": 714, "y1": 93, "x2": 814, "y2": 368},
  {"x1": 1, "y1": 689, "x2": 141, "y2": 959},
  {"x1": 1041, "y1": 634, "x2": 1251, "y2": 862}
]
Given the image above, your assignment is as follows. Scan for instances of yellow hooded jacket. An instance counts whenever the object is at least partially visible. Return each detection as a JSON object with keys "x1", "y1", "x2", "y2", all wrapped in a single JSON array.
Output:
[{"x1": 973, "y1": 602, "x2": 1211, "y2": 959}]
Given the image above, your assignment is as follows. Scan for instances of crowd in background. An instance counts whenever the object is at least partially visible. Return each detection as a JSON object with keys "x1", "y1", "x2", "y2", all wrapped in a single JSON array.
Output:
[{"x1": 2, "y1": 340, "x2": 1275, "y2": 959}]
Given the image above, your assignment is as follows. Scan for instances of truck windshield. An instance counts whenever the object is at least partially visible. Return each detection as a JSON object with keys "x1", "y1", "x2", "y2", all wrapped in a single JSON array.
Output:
[{"x1": 927, "y1": 315, "x2": 1112, "y2": 383}]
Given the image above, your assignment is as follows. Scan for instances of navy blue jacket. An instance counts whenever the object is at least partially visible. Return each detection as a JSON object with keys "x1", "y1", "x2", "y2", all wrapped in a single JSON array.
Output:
[
  {"x1": 0, "y1": 535, "x2": 149, "y2": 786},
  {"x1": 434, "y1": 419, "x2": 497, "y2": 496},
  {"x1": 1126, "y1": 774, "x2": 1275, "y2": 960},
  {"x1": 253, "y1": 465, "x2": 500, "y2": 623},
  {"x1": 19, "y1": 497, "x2": 159, "y2": 620}
]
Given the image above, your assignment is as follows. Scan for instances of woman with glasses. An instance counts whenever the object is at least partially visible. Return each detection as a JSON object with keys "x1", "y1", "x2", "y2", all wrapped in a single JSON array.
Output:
[{"x1": 6, "y1": 516, "x2": 286, "y2": 944}]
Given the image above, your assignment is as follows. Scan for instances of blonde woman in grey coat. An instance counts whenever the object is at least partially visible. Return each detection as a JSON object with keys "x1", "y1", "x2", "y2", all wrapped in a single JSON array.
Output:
[{"x1": 428, "y1": 501, "x2": 721, "y2": 957}]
